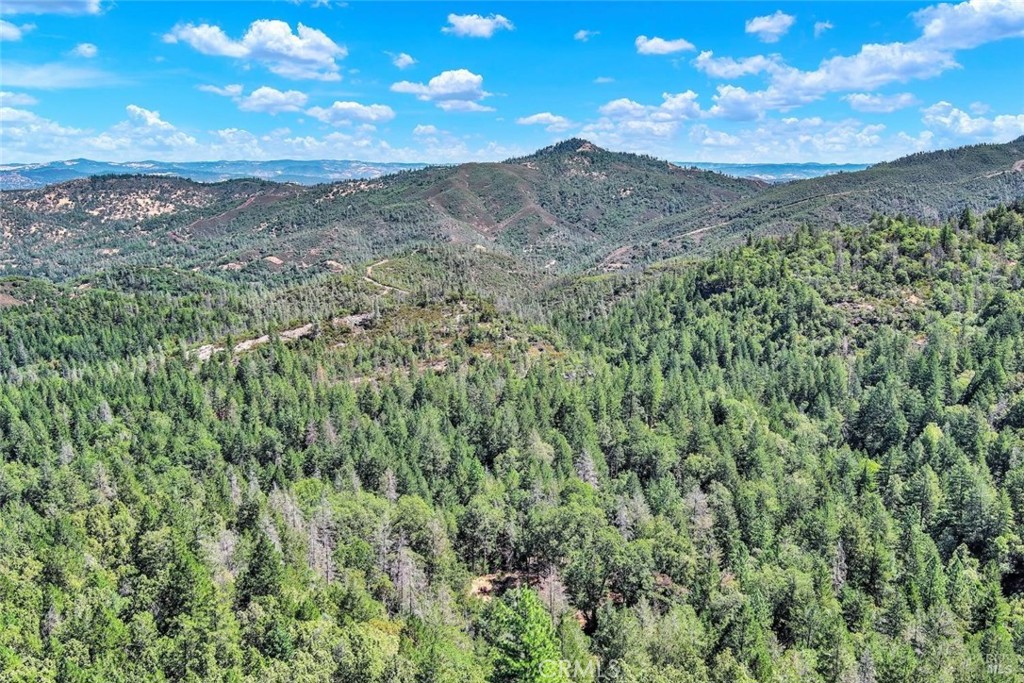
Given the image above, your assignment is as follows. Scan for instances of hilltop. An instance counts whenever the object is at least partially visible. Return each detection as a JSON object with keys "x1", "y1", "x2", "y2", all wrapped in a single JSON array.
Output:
[
  {"x1": 0, "y1": 139, "x2": 763, "y2": 279},
  {"x1": 1, "y1": 137, "x2": 1022, "y2": 281}
]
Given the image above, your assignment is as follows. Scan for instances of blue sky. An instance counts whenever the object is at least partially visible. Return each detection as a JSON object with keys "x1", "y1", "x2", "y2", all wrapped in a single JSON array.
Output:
[{"x1": 1, "y1": 0, "x2": 1022, "y2": 164}]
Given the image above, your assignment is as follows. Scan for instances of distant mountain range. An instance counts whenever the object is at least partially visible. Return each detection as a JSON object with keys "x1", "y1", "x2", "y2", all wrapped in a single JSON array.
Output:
[
  {"x1": 678, "y1": 161, "x2": 869, "y2": 183},
  {"x1": 0, "y1": 157, "x2": 871, "y2": 190},
  {"x1": 0, "y1": 158, "x2": 427, "y2": 190}
]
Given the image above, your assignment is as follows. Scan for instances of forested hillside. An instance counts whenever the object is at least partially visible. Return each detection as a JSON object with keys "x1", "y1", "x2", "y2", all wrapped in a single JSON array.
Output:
[
  {"x1": 2, "y1": 200, "x2": 1024, "y2": 681},
  {"x1": 3, "y1": 138, "x2": 1021, "y2": 281}
]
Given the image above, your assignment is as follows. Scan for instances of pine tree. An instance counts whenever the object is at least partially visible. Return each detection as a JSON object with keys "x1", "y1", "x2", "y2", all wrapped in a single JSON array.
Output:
[{"x1": 484, "y1": 588, "x2": 569, "y2": 683}]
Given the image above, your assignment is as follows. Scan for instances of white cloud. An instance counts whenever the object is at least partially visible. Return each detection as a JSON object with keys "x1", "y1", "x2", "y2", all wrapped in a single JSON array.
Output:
[
  {"x1": 601, "y1": 91, "x2": 702, "y2": 122},
  {"x1": 36, "y1": 105, "x2": 199, "y2": 160},
  {"x1": 163, "y1": 19, "x2": 346, "y2": 81},
  {"x1": 681, "y1": 116, "x2": 936, "y2": 164},
  {"x1": 0, "y1": 19, "x2": 31, "y2": 41},
  {"x1": 0, "y1": 0, "x2": 100, "y2": 15},
  {"x1": 922, "y1": 101, "x2": 1024, "y2": 140},
  {"x1": 696, "y1": 0, "x2": 1024, "y2": 121},
  {"x1": 693, "y1": 51, "x2": 779, "y2": 78},
  {"x1": 700, "y1": 39, "x2": 957, "y2": 120},
  {"x1": 413, "y1": 124, "x2": 440, "y2": 136},
  {"x1": 517, "y1": 112, "x2": 573, "y2": 132},
  {"x1": 745, "y1": 10, "x2": 796, "y2": 43},
  {"x1": 843, "y1": 92, "x2": 919, "y2": 113},
  {"x1": 0, "y1": 107, "x2": 85, "y2": 160},
  {"x1": 0, "y1": 62, "x2": 120, "y2": 88},
  {"x1": 574, "y1": 29, "x2": 598, "y2": 42},
  {"x1": 814, "y1": 21, "x2": 834, "y2": 38},
  {"x1": 0, "y1": 91, "x2": 37, "y2": 106},
  {"x1": 210, "y1": 128, "x2": 264, "y2": 158},
  {"x1": 198, "y1": 84, "x2": 307, "y2": 115},
  {"x1": 307, "y1": 100, "x2": 396, "y2": 124},
  {"x1": 705, "y1": 85, "x2": 796, "y2": 121},
  {"x1": 436, "y1": 100, "x2": 495, "y2": 113},
  {"x1": 914, "y1": 0, "x2": 1024, "y2": 51},
  {"x1": 239, "y1": 86, "x2": 309, "y2": 114},
  {"x1": 0, "y1": 104, "x2": 518, "y2": 164},
  {"x1": 635, "y1": 35, "x2": 695, "y2": 55},
  {"x1": 773, "y1": 42, "x2": 956, "y2": 97},
  {"x1": 442, "y1": 13, "x2": 513, "y2": 38},
  {"x1": 581, "y1": 91, "x2": 703, "y2": 148},
  {"x1": 391, "y1": 52, "x2": 416, "y2": 69},
  {"x1": 125, "y1": 104, "x2": 174, "y2": 130},
  {"x1": 689, "y1": 124, "x2": 741, "y2": 147},
  {"x1": 71, "y1": 42, "x2": 97, "y2": 58},
  {"x1": 198, "y1": 84, "x2": 244, "y2": 98},
  {"x1": 594, "y1": 76, "x2": 615, "y2": 84},
  {"x1": 391, "y1": 68, "x2": 493, "y2": 111}
]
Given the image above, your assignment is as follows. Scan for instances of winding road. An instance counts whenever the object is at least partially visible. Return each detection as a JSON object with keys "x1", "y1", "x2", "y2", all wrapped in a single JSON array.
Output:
[{"x1": 364, "y1": 259, "x2": 410, "y2": 294}]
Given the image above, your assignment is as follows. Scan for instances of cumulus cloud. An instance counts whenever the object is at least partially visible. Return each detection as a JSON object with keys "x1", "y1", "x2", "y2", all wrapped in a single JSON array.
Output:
[
  {"x1": 696, "y1": 0, "x2": 1024, "y2": 121},
  {"x1": 517, "y1": 112, "x2": 573, "y2": 132},
  {"x1": 689, "y1": 124, "x2": 741, "y2": 148},
  {"x1": 574, "y1": 29, "x2": 598, "y2": 42},
  {"x1": 0, "y1": 106, "x2": 85, "y2": 161},
  {"x1": 914, "y1": 0, "x2": 1024, "y2": 50},
  {"x1": 163, "y1": 19, "x2": 346, "y2": 81},
  {"x1": 442, "y1": 13, "x2": 513, "y2": 38},
  {"x1": 239, "y1": 86, "x2": 309, "y2": 114},
  {"x1": 0, "y1": 19, "x2": 31, "y2": 41},
  {"x1": 198, "y1": 84, "x2": 308, "y2": 114},
  {"x1": 699, "y1": 41, "x2": 955, "y2": 120},
  {"x1": 413, "y1": 124, "x2": 440, "y2": 136},
  {"x1": 745, "y1": 11, "x2": 796, "y2": 43},
  {"x1": 705, "y1": 85, "x2": 799, "y2": 121},
  {"x1": 307, "y1": 100, "x2": 396, "y2": 124},
  {"x1": 922, "y1": 101, "x2": 1024, "y2": 140},
  {"x1": 30, "y1": 104, "x2": 201, "y2": 160},
  {"x1": 0, "y1": 0, "x2": 100, "y2": 15},
  {"x1": 580, "y1": 91, "x2": 703, "y2": 148},
  {"x1": 693, "y1": 51, "x2": 780, "y2": 78},
  {"x1": 391, "y1": 69, "x2": 493, "y2": 112},
  {"x1": 707, "y1": 117, "x2": 911, "y2": 162},
  {"x1": 391, "y1": 52, "x2": 416, "y2": 69},
  {"x1": 0, "y1": 104, "x2": 516, "y2": 164},
  {"x1": 124, "y1": 104, "x2": 173, "y2": 130},
  {"x1": 814, "y1": 21, "x2": 834, "y2": 38},
  {"x1": 635, "y1": 35, "x2": 695, "y2": 55},
  {"x1": 594, "y1": 76, "x2": 615, "y2": 84},
  {"x1": 601, "y1": 91, "x2": 702, "y2": 123},
  {"x1": 70, "y1": 42, "x2": 97, "y2": 58},
  {"x1": 843, "y1": 92, "x2": 919, "y2": 113}
]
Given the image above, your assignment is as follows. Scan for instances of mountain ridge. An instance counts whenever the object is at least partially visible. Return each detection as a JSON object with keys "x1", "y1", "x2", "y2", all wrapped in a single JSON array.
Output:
[{"x1": 2, "y1": 136, "x2": 1022, "y2": 281}]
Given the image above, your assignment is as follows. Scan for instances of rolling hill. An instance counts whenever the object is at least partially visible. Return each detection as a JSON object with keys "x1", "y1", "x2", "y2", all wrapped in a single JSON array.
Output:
[{"x1": 1, "y1": 137, "x2": 1022, "y2": 281}]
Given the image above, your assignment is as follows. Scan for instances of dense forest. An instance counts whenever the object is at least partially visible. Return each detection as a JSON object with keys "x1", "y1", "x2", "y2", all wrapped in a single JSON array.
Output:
[{"x1": 1, "y1": 197, "x2": 1023, "y2": 681}]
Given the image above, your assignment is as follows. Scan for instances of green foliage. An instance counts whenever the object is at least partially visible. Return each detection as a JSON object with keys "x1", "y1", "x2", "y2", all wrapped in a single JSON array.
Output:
[
  {"x1": 483, "y1": 588, "x2": 566, "y2": 683},
  {"x1": 1, "y1": 202, "x2": 1023, "y2": 681}
]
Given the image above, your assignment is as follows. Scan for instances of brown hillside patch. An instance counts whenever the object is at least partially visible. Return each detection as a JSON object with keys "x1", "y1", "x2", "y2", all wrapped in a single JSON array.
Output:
[{"x1": 0, "y1": 292, "x2": 25, "y2": 307}]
